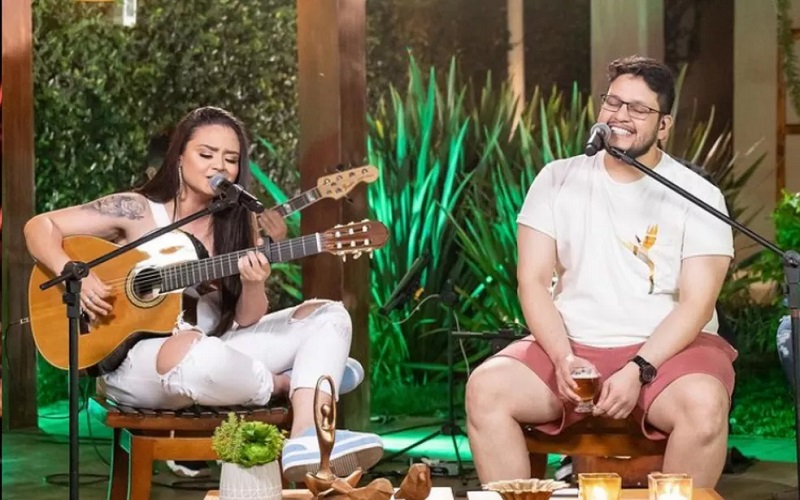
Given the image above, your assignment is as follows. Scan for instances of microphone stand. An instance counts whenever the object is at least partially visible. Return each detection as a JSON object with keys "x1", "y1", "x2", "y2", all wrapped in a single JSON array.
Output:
[
  {"x1": 38, "y1": 185, "x2": 249, "y2": 500},
  {"x1": 603, "y1": 145, "x2": 800, "y2": 491}
]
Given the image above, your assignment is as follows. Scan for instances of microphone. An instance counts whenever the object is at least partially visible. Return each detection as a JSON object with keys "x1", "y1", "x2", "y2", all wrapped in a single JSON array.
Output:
[
  {"x1": 584, "y1": 122, "x2": 611, "y2": 157},
  {"x1": 379, "y1": 252, "x2": 431, "y2": 316},
  {"x1": 209, "y1": 174, "x2": 265, "y2": 214}
]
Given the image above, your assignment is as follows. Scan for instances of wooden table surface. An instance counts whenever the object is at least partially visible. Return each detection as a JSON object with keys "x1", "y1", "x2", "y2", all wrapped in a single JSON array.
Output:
[
  {"x1": 468, "y1": 490, "x2": 721, "y2": 499},
  {"x1": 205, "y1": 487, "x2": 723, "y2": 499}
]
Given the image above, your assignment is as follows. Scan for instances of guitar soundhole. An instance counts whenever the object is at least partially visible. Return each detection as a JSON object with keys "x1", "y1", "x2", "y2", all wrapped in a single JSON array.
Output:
[{"x1": 132, "y1": 267, "x2": 162, "y2": 302}]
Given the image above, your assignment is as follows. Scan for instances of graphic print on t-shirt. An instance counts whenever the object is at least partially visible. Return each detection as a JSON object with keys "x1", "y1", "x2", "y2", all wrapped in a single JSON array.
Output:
[{"x1": 620, "y1": 224, "x2": 659, "y2": 294}]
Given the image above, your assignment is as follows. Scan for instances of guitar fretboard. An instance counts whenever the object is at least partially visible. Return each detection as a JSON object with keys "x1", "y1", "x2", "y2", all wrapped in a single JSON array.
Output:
[
  {"x1": 275, "y1": 188, "x2": 322, "y2": 217},
  {"x1": 158, "y1": 233, "x2": 321, "y2": 292}
]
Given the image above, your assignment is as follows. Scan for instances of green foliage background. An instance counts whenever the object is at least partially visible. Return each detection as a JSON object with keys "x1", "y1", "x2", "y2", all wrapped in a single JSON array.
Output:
[{"x1": 29, "y1": 1, "x2": 794, "y2": 443}]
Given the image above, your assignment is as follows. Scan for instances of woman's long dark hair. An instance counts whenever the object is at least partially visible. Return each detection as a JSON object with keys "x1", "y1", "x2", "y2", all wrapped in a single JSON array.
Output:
[{"x1": 136, "y1": 107, "x2": 255, "y2": 336}]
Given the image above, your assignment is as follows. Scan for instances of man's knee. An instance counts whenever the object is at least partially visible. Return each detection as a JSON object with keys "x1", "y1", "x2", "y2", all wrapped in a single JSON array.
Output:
[
  {"x1": 466, "y1": 359, "x2": 507, "y2": 417},
  {"x1": 466, "y1": 356, "x2": 558, "y2": 423},
  {"x1": 673, "y1": 378, "x2": 730, "y2": 443}
]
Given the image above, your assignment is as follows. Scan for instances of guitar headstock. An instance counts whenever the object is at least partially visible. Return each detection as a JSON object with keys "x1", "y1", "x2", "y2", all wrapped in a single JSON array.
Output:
[
  {"x1": 317, "y1": 165, "x2": 379, "y2": 199},
  {"x1": 321, "y1": 220, "x2": 389, "y2": 261}
]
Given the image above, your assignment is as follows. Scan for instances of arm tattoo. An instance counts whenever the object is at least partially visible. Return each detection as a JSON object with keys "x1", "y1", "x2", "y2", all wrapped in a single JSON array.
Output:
[{"x1": 81, "y1": 195, "x2": 146, "y2": 220}]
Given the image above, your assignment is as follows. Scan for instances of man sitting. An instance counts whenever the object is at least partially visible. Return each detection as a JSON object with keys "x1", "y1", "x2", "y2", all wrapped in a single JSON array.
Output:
[{"x1": 465, "y1": 56, "x2": 736, "y2": 489}]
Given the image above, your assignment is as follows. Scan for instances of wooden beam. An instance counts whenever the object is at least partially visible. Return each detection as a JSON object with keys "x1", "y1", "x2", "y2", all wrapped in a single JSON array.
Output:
[
  {"x1": 591, "y1": 0, "x2": 664, "y2": 102},
  {"x1": 297, "y1": 0, "x2": 369, "y2": 429},
  {"x1": 777, "y1": 43, "x2": 787, "y2": 199},
  {"x1": 2, "y1": 0, "x2": 38, "y2": 429}
]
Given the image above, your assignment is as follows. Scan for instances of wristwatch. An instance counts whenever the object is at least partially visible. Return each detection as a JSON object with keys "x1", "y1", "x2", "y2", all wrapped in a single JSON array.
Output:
[{"x1": 630, "y1": 355, "x2": 657, "y2": 384}]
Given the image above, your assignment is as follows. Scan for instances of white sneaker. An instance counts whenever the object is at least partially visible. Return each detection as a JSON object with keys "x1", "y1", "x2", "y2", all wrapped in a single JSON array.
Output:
[{"x1": 165, "y1": 460, "x2": 211, "y2": 478}]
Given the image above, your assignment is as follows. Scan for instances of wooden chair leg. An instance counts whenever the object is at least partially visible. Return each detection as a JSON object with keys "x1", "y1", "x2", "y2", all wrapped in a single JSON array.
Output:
[
  {"x1": 529, "y1": 452, "x2": 548, "y2": 479},
  {"x1": 128, "y1": 434, "x2": 155, "y2": 500},
  {"x1": 107, "y1": 428, "x2": 129, "y2": 500}
]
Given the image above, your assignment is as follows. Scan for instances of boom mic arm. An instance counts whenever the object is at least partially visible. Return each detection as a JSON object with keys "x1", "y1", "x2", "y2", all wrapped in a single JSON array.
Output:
[{"x1": 379, "y1": 252, "x2": 431, "y2": 316}]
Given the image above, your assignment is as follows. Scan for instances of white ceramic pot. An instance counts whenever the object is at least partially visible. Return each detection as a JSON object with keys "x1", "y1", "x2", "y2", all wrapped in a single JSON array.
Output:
[{"x1": 219, "y1": 460, "x2": 282, "y2": 500}]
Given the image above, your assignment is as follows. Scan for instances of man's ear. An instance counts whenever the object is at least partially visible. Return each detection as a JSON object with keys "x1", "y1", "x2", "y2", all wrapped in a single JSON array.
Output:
[{"x1": 658, "y1": 114, "x2": 673, "y2": 141}]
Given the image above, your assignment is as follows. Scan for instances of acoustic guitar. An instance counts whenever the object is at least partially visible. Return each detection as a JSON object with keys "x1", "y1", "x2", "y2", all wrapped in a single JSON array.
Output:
[{"x1": 28, "y1": 220, "x2": 388, "y2": 371}]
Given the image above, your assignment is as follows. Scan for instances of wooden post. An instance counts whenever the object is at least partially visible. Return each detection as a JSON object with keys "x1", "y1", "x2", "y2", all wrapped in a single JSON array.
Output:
[
  {"x1": 2, "y1": 0, "x2": 38, "y2": 429},
  {"x1": 507, "y1": 0, "x2": 525, "y2": 126},
  {"x1": 297, "y1": 0, "x2": 369, "y2": 429},
  {"x1": 591, "y1": 0, "x2": 664, "y2": 100}
]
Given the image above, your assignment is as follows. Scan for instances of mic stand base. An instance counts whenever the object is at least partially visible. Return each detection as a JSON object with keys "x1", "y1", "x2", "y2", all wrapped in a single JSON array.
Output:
[{"x1": 375, "y1": 298, "x2": 472, "y2": 483}]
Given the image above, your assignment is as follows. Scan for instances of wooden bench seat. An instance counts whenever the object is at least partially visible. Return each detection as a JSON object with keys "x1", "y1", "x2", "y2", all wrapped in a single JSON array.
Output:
[
  {"x1": 89, "y1": 396, "x2": 292, "y2": 500},
  {"x1": 523, "y1": 416, "x2": 666, "y2": 487}
]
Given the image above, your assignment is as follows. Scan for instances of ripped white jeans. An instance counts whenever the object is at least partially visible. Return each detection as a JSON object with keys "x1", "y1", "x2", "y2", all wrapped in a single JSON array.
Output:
[{"x1": 98, "y1": 300, "x2": 352, "y2": 410}]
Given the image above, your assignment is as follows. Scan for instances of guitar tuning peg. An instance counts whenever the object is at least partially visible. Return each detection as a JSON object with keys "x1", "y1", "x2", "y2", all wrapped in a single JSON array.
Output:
[
  {"x1": 353, "y1": 251, "x2": 362, "y2": 260},
  {"x1": 341, "y1": 254, "x2": 347, "y2": 262},
  {"x1": 350, "y1": 241, "x2": 356, "y2": 247}
]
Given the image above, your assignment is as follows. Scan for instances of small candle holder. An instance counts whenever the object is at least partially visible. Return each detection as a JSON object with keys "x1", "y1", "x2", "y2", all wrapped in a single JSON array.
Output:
[
  {"x1": 648, "y1": 473, "x2": 693, "y2": 500},
  {"x1": 578, "y1": 473, "x2": 622, "y2": 500}
]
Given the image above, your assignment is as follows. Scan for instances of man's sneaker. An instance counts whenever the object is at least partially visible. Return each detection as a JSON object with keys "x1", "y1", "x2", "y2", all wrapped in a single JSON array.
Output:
[
  {"x1": 282, "y1": 357, "x2": 365, "y2": 395},
  {"x1": 554, "y1": 455, "x2": 572, "y2": 482},
  {"x1": 165, "y1": 460, "x2": 211, "y2": 478},
  {"x1": 281, "y1": 428, "x2": 384, "y2": 483}
]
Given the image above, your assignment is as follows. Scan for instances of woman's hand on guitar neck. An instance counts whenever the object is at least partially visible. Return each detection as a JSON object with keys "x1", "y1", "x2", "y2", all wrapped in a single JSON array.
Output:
[
  {"x1": 80, "y1": 272, "x2": 113, "y2": 322},
  {"x1": 258, "y1": 209, "x2": 288, "y2": 242},
  {"x1": 238, "y1": 249, "x2": 271, "y2": 286}
]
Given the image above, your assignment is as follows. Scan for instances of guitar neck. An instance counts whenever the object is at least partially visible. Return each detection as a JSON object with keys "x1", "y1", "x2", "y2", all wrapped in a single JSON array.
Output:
[
  {"x1": 274, "y1": 187, "x2": 323, "y2": 218},
  {"x1": 159, "y1": 233, "x2": 322, "y2": 292}
]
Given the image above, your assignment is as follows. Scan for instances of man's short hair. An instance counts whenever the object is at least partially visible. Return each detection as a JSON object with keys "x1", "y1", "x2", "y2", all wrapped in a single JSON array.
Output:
[{"x1": 607, "y1": 56, "x2": 675, "y2": 114}]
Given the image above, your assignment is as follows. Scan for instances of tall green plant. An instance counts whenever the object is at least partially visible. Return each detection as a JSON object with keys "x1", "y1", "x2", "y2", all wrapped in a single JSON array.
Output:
[{"x1": 366, "y1": 58, "x2": 482, "y2": 385}]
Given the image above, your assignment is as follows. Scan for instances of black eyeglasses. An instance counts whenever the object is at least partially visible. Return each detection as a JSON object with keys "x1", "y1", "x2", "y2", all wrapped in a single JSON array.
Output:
[{"x1": 601, "y1": 94, "x2": 663, "y2": 120}]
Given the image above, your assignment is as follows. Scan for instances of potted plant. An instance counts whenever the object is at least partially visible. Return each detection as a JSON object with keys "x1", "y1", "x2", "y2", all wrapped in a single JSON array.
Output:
[{"x1": 212, "y1": 412, "x2": 286, "y2": 500}]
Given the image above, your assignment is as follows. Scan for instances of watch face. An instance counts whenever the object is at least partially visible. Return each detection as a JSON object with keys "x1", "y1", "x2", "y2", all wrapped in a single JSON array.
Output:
[{"x1": 642, "y1": 365, "x2": 657, "y2": 382}]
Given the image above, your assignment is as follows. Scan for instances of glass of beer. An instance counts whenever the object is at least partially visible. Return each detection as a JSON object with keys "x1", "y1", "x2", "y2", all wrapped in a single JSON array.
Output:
[{"x1": 571, "y1": 366, "x2": 599, "y2": 413}]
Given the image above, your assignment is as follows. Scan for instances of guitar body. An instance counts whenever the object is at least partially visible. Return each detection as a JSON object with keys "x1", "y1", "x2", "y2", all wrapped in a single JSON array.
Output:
[{"x1": 28, "y1": 232, "x2": 198, "y2": 370}]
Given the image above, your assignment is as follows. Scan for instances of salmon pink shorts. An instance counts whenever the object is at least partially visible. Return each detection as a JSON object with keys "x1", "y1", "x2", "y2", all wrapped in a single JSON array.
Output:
[{"x1": 494, "y1": 332, "x2": 738, "y2": 440}]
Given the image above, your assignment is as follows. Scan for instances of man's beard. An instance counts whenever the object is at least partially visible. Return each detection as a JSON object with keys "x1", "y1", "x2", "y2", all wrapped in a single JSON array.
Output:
[{"x1": 621, "y1": 130, "x2": 659, "y2": 160}]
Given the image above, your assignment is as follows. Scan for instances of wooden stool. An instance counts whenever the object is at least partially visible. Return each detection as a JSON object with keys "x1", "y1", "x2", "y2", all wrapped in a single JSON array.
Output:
[
  {"x1": 89, "y1": 396, "x2": 292, "y2": 500},
  {"x1": 523, "y1": 416, "x2": 666, "y2": 488}
]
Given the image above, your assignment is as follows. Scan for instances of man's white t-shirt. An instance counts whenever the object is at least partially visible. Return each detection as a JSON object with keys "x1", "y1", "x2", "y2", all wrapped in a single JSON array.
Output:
[{"x1": 517, "y1": 150, "x2": 734, "y2": 347}]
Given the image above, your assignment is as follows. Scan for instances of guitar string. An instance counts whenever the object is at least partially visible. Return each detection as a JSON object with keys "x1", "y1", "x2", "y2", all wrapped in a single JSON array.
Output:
[
  {"x1": 27, "y1": 245, "x2": 378, "y2": 321},
  {"x1": 29, "y1": 237, "x2": 377, "y2": 317},
  {"x1": 61, "y1": 236, "x2": 325, "y2": 290}
]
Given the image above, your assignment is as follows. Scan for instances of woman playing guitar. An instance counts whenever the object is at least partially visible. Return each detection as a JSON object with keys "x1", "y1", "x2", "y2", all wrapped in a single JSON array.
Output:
[{"x1": 23, "y1": 106, "x2": 383, "y2": 481}]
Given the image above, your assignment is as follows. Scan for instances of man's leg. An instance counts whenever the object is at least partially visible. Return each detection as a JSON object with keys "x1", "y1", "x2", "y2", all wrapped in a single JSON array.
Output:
[
  {"x1": 466, "y1": 356, "x2": 562, "y2": 482},
  {"x1": 646, "y1": 374, "x2": 730, "y2": 488}
]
